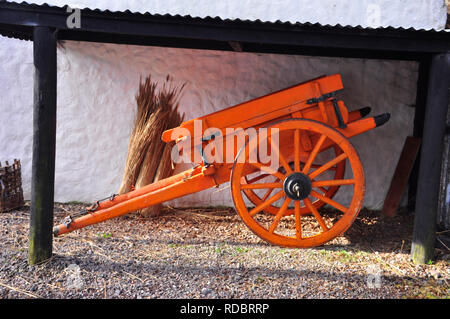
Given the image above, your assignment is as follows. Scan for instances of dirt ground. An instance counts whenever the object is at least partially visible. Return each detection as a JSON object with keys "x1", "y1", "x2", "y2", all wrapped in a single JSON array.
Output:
[{"x1": 0, "y1": 202, "x2": 448, "y2": 299}]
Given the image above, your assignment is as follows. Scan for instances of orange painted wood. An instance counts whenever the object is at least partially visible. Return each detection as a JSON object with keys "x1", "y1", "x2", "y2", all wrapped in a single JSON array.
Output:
[
  {"x1": 162, "y1": 74, "x2": 344, "y2": 143},
  {"x1": 381, "y1": 136, "x2": 421, "y2": 217},
  {"x1": 167, "y1": 101, "x2": 374, "y2": 166},
  {"x1": 54, "y1": 164, "x2": 233, "y2": 236}
]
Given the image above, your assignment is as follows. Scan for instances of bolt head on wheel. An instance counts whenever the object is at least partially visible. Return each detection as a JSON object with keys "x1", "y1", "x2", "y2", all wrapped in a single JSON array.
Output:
[{"x1": 283, "y1": 173, "x2": 312, "y2": 200}]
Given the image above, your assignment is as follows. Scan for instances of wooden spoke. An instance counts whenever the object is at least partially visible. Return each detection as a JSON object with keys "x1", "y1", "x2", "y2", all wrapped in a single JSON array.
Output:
[
  {"x1": 312, "y1": 179, "x2": 355, "y2": 187},
  {"x1": 241, "y1": 183, "x2": 283, "y2": 190},
  {"x1": 304, "y1": 198, "x2": 329, "y2": 232},
  {"x1": 294, "y1": 129, "x2": 301, "y2": 172},
  {"x1": 302, "y1": 134, "x2": 326, "y2": 174},
  {"x1": 311, "y1": 163, "x2": 337, "y2": 170},
  {"x1": 262, "y1": 188, "x2": 274, "y2": 201},
  {"x1": 308, "y1": 153, "x2": 347, "y2": 180},
  {"x1": 242, "y1": 145, "x2": 345, "y2": 219},
  {"x1": 260, "y1": 175, "x2": 279, "y2": 200},
  {"x1": 310, "y1": 190, "x2": 348, "y2": 213},
  {"x1": 318, "y1": 186, "x2": 328, "y2": 194},
  {"x1": 249, "y1": 191, "x2": 285, "y2": 217},
  {"x1": 294, "y1": 200, "x2": 302, "y2": 239},
  {"x1": 249, "y1": 162, "x2": 286, "y2": 180},
  {"x1": 268, "y1": 198, "x2": 291, "y2": 233},
  {"x1": 246, "y1": 173, "x2": 270, "y2": 184},
  {"x1": 269, "y1": 136, "x2": 292, "y2": 175}
]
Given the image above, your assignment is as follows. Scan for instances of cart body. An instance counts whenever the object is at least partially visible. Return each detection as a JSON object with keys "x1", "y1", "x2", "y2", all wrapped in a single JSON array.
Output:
[{"x1": 54, "y1": 74, "x2": 390, "y2": 248}]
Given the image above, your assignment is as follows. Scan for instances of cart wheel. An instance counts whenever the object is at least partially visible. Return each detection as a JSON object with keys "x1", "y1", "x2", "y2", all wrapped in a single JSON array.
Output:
[
  {"x1": 241, "y1": 145, "x2": 346, "y2": 216},
  {"x1": 231, "y1": 119, "x2": 365, "y2": 247}
]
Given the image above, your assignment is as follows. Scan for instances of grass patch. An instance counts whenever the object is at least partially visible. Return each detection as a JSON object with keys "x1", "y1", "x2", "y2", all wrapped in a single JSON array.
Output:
[
  {"x1": 235, "y1": 247, "x2": 249, "y2": 254},
  {"x1": 97, "y1": 232, "x2": 112, "y2": 239},
  {"x1": 254, "y1": 276, "x2": 264, "y2": 284}
]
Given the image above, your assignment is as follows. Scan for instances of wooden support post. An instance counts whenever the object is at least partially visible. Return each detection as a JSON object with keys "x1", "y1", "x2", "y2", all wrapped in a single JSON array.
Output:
[
  {"x1": 408, "y1": 57, "x2": 429, "y2": 211},
  {"x1": 411, "y1": 53, "x2": 450, "y2": 264},
  {"x1": 28, "y1": 27, "x2": 57, "y2": 265}
]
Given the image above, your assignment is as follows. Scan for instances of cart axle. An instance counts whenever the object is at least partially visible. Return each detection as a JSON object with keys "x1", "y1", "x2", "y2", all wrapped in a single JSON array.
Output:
[{"x1": 283, "y1": 172, "x2": 312, "y2": 200}]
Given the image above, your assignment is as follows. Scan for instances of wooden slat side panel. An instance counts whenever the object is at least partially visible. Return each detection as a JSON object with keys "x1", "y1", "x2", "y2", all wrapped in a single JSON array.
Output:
[{"x1": 162, "y1": 74, "x2": 343, "y2": 142}]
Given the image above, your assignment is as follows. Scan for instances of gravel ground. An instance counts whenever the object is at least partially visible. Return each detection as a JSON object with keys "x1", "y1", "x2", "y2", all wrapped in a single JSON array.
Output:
[{"x1": 0, "y1": 202, "x2": 449, "y2": 299}]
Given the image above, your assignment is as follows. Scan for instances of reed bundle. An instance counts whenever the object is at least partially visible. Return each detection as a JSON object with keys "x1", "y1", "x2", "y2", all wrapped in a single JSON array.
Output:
[{"x1": 118, "y1": 75, "x2": 184, "y2": 217}]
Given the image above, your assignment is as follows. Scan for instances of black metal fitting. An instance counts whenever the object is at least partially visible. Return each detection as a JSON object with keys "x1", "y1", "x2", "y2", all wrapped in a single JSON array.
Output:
[
  {"x1": 283, "y1": 173, "x2": 312, "y2": 201},
  {"x1": 374, "y1": 113, "x2": 391, "y2": 127}
]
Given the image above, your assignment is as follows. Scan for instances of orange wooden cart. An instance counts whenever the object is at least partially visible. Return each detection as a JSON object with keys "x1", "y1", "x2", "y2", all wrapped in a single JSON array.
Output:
[{"x1": 53, "y1": 74, "x2": 390, "y2": 247}]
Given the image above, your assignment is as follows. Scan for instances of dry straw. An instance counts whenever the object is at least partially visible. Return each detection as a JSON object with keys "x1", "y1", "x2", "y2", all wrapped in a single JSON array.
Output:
[{"x1": 118, "y1": 75, "x2": 185, "y2": 217}]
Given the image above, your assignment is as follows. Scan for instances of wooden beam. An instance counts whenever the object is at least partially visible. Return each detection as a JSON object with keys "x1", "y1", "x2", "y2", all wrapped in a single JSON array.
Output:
[
  {"x1": 1, "y1": 2, "x2": 450, "y2": 57},
  {"x1": 228, "y1": 41, "x2": 243, "y2": 52},
  {"x1": 382, "y1": 136, "x2": 421, "y2": 217},
  {"x1": 28, "y1": 26, "x2": 57, "y2": 265},
  {"x1": 411, "y1": 53, "x2": 450, "y2": 264}
]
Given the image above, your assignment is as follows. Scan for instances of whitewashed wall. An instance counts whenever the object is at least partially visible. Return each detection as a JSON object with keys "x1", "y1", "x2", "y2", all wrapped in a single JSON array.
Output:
[{"x1": 0, "y1": 1, "x2": 447, "y2": 209}]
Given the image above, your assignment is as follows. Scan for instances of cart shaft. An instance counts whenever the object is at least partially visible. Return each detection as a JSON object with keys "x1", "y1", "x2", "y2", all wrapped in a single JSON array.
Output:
[{"x1": 53, "y1": 165, "x2": 230, "y2": 236}]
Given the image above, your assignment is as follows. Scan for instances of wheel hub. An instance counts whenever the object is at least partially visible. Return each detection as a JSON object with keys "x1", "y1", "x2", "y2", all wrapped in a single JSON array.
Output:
[{"x1": 283, "y1": 172, "x2": 312, "y2": 200}]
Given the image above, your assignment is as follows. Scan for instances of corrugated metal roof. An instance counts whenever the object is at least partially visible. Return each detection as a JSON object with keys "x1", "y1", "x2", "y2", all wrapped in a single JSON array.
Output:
[{"x1": 1, "y1": 0, "x2": 449, "y2": 37}]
